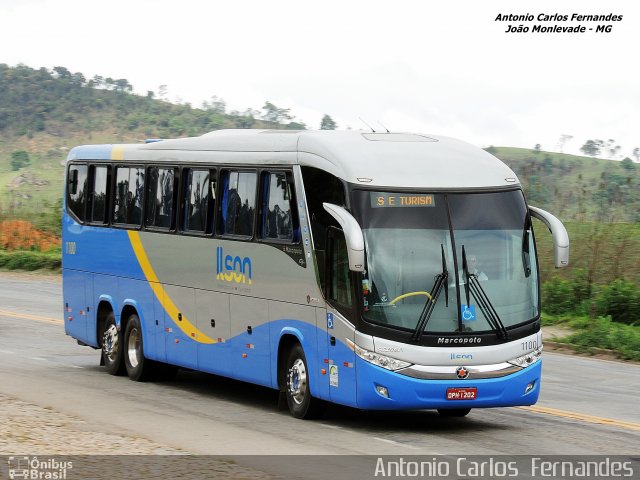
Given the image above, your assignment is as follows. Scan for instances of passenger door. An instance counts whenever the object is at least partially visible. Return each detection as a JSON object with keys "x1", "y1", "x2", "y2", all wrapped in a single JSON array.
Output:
[{"x1": 325, "y1": 228, "x2": 357, "y2": 407}]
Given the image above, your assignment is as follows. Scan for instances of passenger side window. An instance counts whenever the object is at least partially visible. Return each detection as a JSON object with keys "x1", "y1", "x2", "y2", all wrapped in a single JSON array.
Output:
[
  {"x1": 67, "y1": 164, "x2": 88, "y2": 222},
  {"x1": 219, "y1": 170, "x2": 257, "y2": 237},
  {"x1": 183, "y1": 169, "x2": 215, "y2": 234},
  {"x1": 89, "y1": 165, "x2": 109, "y2": 224},
  {"x1": 113, "y1": 166, "x2": 144, "y2": 226},
  {"x1": 260, "y1": 171, "x2": 297, "y2": 242},
  {"x1": 146, "y1": 166, "x2": 176, "y2": 230}
]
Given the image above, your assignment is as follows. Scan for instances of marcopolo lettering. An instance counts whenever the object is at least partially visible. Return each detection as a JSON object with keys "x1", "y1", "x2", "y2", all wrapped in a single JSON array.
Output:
[
  {"x1": 438, "y1": 337, "x2": 482, "y2": 345},
  {"x1": 216, "y1": 246, "x2": 252, "y2": 284}
]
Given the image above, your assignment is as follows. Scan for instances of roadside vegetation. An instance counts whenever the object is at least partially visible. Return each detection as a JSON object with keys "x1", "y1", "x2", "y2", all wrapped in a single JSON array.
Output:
[
  {"x1": 0, "y1": 219, "x2": 61, "y2": 271},
  {"x1": 542, "y1": 314, "x2": 640, "y2": 362}
]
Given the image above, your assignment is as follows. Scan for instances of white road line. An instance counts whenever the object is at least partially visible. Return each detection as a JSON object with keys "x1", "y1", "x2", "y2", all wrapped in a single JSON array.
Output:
[
  {"x1": 372, "y1": 437, "x2": 422, "y2": 450},
  {"x1": 317, "y1": 423, "x2": 344, "y2": 430},
  {"x1": 0, "y1": 349, "x2": 15, "y2": 354},
  {"x1": 27, "y1": 356, "x2": 84, "y2": 369},
  {"x1": 61, "y1": 364, "x2": 84, "y2": 369}
]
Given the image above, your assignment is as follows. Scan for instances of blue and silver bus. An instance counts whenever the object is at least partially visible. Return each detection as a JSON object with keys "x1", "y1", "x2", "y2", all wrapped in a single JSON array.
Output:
[{"x1": 62, "y1": 130, "x2": 569, "y2": 418}]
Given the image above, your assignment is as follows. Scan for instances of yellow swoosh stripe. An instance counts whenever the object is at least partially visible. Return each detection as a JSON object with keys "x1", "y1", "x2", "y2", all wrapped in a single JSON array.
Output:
[
  {"x1": 520, "y1": 405, "x2": 640, "y2": 432},
  {"x1": 111, "y1": 145, "x2": 125, "y2": 160},
  {"x1": 0, "y1": 309, "x2": 63, "y2": 325},
  {"x1": 127, "y1": 230, "x2": 216, "y2": 344}
]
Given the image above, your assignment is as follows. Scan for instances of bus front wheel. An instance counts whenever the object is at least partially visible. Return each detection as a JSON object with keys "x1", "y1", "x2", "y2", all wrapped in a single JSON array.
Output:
[
  {"x1": 285, "y1": 344, "x2": 324, "y2": 419},
  {"x1": 123, "y1": 313, "x2": 152, "y2": 381},
  {"x1": 102, "y1": 312, "x2": 125, "y2": 375}
]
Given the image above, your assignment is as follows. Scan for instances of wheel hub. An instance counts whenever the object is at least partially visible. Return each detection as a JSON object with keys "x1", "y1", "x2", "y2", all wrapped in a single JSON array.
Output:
[
  {"x1": 287, "y1": 359, "x2": 307, "y2": 405},
  {"x1": 127, "y1": 327, "x2": 141, "y2": 368}
]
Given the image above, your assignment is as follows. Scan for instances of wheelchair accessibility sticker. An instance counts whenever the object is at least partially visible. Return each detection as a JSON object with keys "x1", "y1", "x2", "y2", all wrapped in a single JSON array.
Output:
[
  {"x1": 327, "y1": 312, "x2": 334, "y2": 329},
  {"x1": 329, "y1": 365, "x2": 339, "y2": 387},
  {"x1": 461, "y1": 305, "x2": 477, "y2": 321}
]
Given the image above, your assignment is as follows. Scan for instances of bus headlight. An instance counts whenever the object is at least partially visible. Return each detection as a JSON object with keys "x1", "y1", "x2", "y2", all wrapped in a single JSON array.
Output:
[
  {"x1": 353, "y1": 345, "x2": 412, "y2": 371},
  {"x1": 508, "y1": 346, "x2": 543, "y2": 368}
]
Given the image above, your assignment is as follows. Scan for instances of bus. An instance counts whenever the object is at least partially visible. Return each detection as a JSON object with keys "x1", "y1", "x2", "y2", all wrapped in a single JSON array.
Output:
[{"x1": 62, "y1": 129, "x2": 569, "y2": 419}]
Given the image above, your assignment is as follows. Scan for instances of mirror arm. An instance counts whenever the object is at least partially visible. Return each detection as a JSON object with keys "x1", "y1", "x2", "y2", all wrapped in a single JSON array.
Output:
[{"x1": 529, "y1": 205, "x2": 570, "y2": 268}]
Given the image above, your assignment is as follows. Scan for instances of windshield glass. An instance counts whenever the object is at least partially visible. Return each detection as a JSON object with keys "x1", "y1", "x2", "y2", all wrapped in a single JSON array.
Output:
[{"x1": 353, "y1": 190, "x2": 539, "y2": 334}]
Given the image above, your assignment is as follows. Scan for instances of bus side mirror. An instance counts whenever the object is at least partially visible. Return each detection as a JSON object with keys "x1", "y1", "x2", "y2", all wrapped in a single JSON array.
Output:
[
  {"x1": 529, "y1": 206, "x2": 570, "y2": 268},
  {"x1": 68, "y1": 169, "x2": 79, "y2": 195},
  {"x1": 322, "y1": 203, "x2": 365, "y2": 272}
]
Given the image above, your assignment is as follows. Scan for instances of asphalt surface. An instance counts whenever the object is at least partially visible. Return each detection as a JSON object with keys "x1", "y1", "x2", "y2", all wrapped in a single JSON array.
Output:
[{"x1": 0, "y1": 272, "x2": 638, "y2": 478}]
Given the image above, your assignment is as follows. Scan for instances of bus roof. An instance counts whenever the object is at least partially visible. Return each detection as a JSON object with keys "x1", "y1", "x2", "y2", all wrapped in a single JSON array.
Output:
[{"x1": 67, "y1": 129, "x2": 519, "y2": 189}]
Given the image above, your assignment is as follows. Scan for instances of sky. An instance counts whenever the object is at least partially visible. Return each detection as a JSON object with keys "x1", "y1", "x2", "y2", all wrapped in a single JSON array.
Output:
[{"x1": 0, "y1": 0, "x2": 638, "y2": 157}]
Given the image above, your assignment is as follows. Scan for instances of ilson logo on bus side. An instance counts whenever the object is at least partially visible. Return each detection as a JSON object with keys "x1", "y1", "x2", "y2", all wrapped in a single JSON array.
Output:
[{"x1": 216, "y1": 246, "x2": 253, "y2": 285}]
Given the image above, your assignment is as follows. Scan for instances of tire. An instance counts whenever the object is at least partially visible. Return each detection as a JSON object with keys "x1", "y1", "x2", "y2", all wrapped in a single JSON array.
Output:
[
  {"x1": 285, "y1": 344, "x2": 324, "y2": 419},
  {"x1": 437, "y1": 408, "x2": 471, "y2": 417},
  {"x1": 123, "y1": 313, "x2": 153, "y2": 381},
  {"x1": 102, "y1": 311, "x2": 125, "y2": 375}
]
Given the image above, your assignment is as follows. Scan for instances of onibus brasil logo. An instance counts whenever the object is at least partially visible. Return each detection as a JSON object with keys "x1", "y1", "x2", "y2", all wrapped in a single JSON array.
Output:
[
  {"x1": 216, "y1": 246, "x2": 253, "y2": 285},
  {"x1": 8, "y1": 456, "x2": 73, "y2": 479}
]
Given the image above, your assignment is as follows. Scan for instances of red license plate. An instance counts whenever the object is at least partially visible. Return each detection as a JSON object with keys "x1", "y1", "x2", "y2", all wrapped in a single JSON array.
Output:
[{"x1": 446, "y1": 387, "x2": 477, "y2": 400}]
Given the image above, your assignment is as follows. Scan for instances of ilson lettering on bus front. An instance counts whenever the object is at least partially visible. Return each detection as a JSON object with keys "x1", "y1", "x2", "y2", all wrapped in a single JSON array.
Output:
[{"x1": 216, "y1": 246, "x2": 253, "y2": 284}]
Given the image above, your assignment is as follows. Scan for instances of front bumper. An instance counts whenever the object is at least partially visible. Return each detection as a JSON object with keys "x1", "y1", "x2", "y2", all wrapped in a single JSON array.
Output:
[{"x1": 355, "y1": 356, "x2": 541, "y2": 410}]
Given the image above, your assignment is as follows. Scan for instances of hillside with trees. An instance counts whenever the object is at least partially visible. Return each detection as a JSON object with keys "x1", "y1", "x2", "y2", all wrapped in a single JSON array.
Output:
[
  {"x1": 488, "y1": 146, "x2": 640, "y2": 224},
  {"x1": 1, "y1": 63, "x2": 637, "y2": 224},
  {"x1": 0, "y1": 63, "x2": 328, "y2": 219}
]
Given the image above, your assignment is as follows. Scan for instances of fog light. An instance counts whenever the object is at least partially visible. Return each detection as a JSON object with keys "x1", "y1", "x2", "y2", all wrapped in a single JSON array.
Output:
[
  {"x1": 375, "y1": 385, "x2": 390, "y2": 398},
  {"x1": 524, "y1": 381, "x2": 536, "y2": 394}
]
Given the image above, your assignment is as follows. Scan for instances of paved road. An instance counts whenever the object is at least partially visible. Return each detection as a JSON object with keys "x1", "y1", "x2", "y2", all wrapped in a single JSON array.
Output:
[{"x1": 0, "y1": 272, "x2": 638, "y2": 477}]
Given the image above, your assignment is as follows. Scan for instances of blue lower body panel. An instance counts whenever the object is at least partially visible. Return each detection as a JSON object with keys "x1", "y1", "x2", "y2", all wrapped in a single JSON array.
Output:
[{"x1": 356, "y1": 357, "x2": 541, "y2": 410}]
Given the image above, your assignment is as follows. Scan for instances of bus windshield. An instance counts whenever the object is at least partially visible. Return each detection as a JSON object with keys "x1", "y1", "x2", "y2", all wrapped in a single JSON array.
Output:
[{"x1": 352, "y1": 190, "x2": 539, "y2": 335}]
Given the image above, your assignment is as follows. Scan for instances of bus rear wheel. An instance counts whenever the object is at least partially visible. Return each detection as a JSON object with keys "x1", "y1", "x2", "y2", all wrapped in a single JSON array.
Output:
[
  {"x1": 285, "y1": 344, "x2": 324, "y2": 419},
  {"x1": 437, "y1": 408, "x2": 471, "y2": 417},
  {"x1": 102, "y1": 312, "x2": 125, "y2": 375},
  {"x1": 123, "y1": 313, "x2": 153, "y2": 381}
]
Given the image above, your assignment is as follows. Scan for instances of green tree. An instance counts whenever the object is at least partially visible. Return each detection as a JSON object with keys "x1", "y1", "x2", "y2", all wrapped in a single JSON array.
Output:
[
  {"x1": 114, "y1": 78, "x2": 133, "y2": 93},
  {"x1": 621, "y1": 157, "x2": 635, "y2": 171},
  {"x1": 604, "y1": 139, "x2": 621, "y2": 159},
  {"x1": 202, "y1": 96, "x2": 226, "y2": 114},
  {"x1": 262, "y1": 101, "x2": 292, "y2": 124},
  {"x1": 10, "y1": 150, "x2": 30, "y2": 170},
  {"x1": 320, "y1": 114, "x2": 337, "y2": 130},
  {"x1": 51, "y1": 66, "x2": 71, "y2": 80},
  {"x1": 580, "y1": 139, "x2": 602, "y2": 157}
]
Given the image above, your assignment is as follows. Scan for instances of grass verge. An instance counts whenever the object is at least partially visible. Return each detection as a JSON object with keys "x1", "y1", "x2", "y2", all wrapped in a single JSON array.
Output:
[
  {"x1": 0, "y1": 248, "x2": 61, "y2": 271},
  {"x1": 542, "y1": 314, "x2": 640, "y2": 362}
]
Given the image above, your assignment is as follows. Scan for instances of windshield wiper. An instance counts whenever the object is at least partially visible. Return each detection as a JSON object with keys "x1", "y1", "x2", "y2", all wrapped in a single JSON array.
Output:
[
  {"x1": 462, "y1": 246, "x2": 509, "y2": 340},
  {"x1": 412, "y1": 245, "x2": 449, "y2": 341}
]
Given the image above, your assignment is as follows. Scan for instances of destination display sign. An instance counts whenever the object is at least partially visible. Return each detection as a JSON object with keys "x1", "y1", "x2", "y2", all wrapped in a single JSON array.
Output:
[{"x1": 370, "y1": 192, "x2": 435, "y2": 208}]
